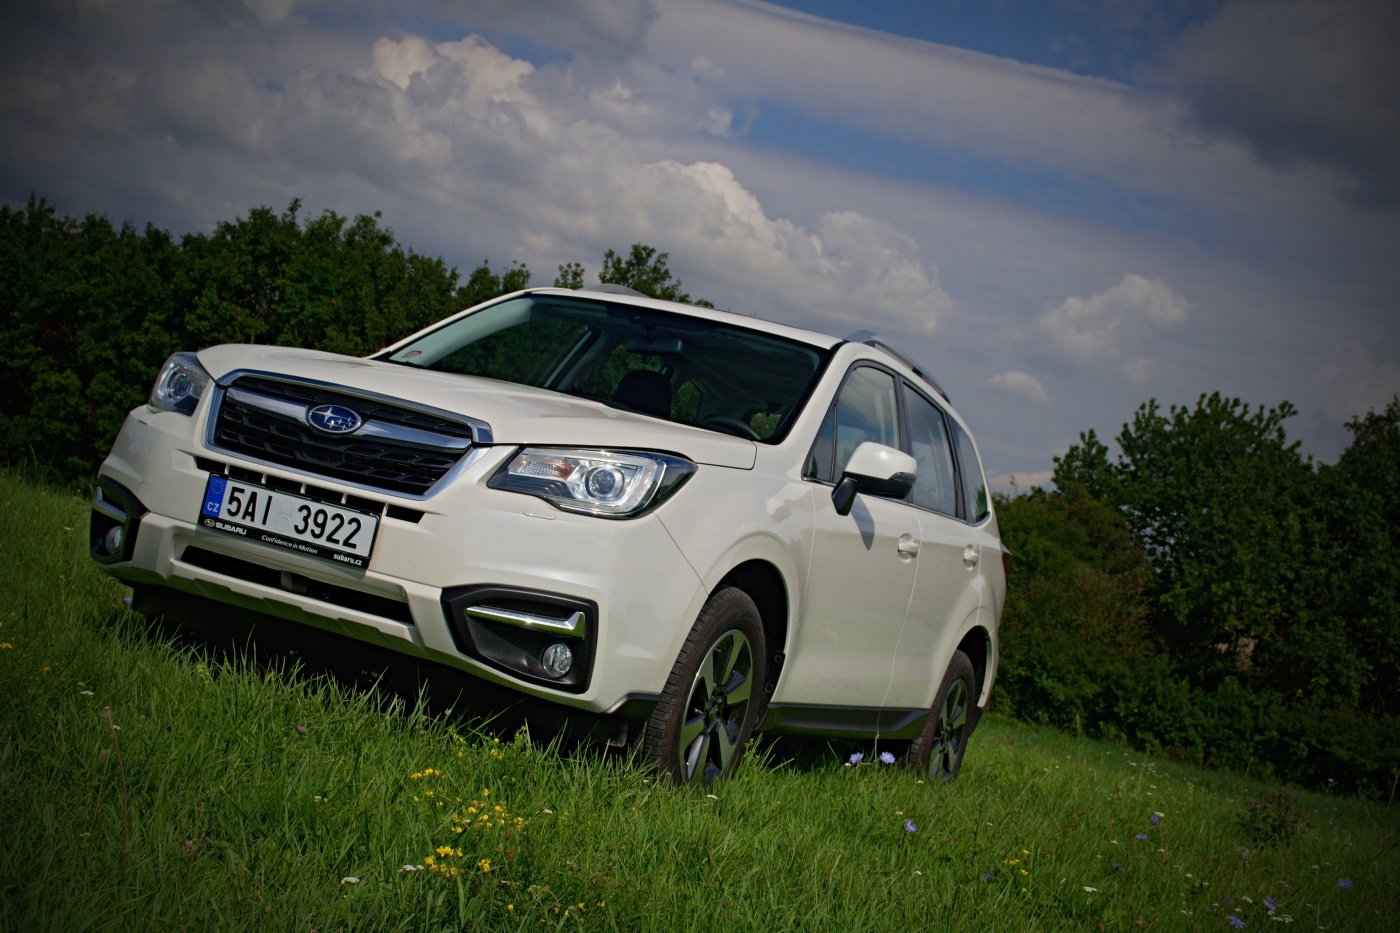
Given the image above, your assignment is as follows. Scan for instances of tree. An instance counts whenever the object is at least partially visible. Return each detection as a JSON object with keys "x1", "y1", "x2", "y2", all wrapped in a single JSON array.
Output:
[
  {"x1": 1317, "y1": 396, "x2": 1400, "y2": 714},
  {"x1": 1050, "y1": 428, "x2": 1115, "y2": 502},
  {"x1": 993, "y1": 487, "x2": 1152, "y2": 732},
  {"x1": 599, "y1": 244, "x2": 712, "y2": 306},
  {"x1": 0, "y1": 197, "x2": 491, "y2": 482},
  {"x1": 0, "y1": 196, "x2": 184, "y2": 477},
  {"x1": 456, "y1": 259, "x2": 531, "y2": 310},
  {"x1": 1057, "y1": 393, "x2": 1320, "y2": 690},
  {"x1": 553, "y1": 261, "x2": 584, "y2": 289}
]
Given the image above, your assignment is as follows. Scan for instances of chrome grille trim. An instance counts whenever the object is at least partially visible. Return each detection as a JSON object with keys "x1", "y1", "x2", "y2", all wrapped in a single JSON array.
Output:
[
  {"x1": 205, "y1": 371, "x2": 492, "y2": 498},
  {"x1": 225, "y1": 387, "x2": 473, "y2": 451}
]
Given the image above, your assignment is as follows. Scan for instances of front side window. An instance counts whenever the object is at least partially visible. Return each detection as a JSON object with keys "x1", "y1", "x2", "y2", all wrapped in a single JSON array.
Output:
[{"x1": 807, "y1": 365, "x2": 901, "y2": 482}]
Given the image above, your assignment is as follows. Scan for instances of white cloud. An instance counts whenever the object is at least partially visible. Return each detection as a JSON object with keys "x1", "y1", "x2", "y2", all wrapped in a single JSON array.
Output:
[
  {"x1": 225, "y1": 31, "x2": 949, "y2": 333},
  {"x1": 988, "y1": 370, "x2": 1049, "y2": 403},
  {"x1": 604, "y1": 161, "x2": 952, "y2": 330},
  {"x1": 642, "y1": 0, "x2": 1359, "y2": 230},
  {"x1": 371, "y1": 37, "x2": 435, "y2": 92},
  {"x1": 244, "y1": 0, "x2": 297, "y2": 25},
  {"x1": 1038, "y1": 274, "x2": 1189, "y2": 382}
]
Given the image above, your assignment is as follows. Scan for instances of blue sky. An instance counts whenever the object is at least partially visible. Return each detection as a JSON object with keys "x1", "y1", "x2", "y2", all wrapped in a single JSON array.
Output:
[{"x1": 2, "y1": 0, "x2": 1395, "y2": 488}]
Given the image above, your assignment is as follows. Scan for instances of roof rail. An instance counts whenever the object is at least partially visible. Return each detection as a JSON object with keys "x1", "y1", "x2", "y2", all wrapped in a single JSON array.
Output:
[
  {"x1": 580, "y1": 283, "x2": 648, "y2": 297},
  {"x1": 844, "y1": 329, "x2": 950, "y2": 401}
]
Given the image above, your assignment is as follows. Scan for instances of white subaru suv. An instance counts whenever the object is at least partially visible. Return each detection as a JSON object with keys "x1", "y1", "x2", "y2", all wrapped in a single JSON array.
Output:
[{"x1": 91, "y1": 285, "x2": 1006, "y2": 783}]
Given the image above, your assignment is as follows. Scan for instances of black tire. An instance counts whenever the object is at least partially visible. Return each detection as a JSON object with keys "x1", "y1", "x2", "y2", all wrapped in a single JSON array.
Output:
[
  {"x1": 909, "y1": 649, "x2": 976, "y2": 782},
  {"x1": 643, "y1": 587, "x2": 766, "y2": 785}
]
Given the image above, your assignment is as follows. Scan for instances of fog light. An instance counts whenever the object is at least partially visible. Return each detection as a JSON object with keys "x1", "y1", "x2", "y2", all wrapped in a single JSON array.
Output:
[
  {"x1": 103, "y1": 525, "x2": 125, "y2": 556},
  {"x1": 541, "y1": 642, "x2": 574, "y2": 677}
]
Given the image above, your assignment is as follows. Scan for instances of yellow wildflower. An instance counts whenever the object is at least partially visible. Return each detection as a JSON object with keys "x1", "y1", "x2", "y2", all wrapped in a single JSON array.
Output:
[{"x1": 478, "y1": 859, "x2": 491, "y2": 873}]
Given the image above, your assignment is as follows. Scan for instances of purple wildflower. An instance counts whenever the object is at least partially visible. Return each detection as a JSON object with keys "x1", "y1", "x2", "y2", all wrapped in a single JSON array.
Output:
[
  {"x1": 981, "y1": 872, "x2": 994, "y2": 881},
  {"x1": 1150, "y1": 814, "x2": 1161, "y2": 826},
  {"x1": 1135, "y1": 833, "x2": 1148, "y2": 841},
  {"x1": 1263, "y1": 897, "x2": 1278, "y2": 913},
  {"x1": 1337, "y1": 878, "x2": 1353, "y2": 890},
  {"x1": 904, "y1": 818, "x2": 917, "y2": 833},
  {"x1": 1227, "y1": 914, "x2": 1244, "y2": 929},
  {"x1": 880, "y1": 751, "x2": 896, "y2": 765},
  {"x1": 848, "y1": 752, "x2": 864, "y2": 765}
]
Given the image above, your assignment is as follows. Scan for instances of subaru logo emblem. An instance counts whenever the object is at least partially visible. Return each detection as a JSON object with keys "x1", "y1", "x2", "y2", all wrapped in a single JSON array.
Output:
[{"x1": 307, "y1": 404, "x2": 363, "y2": 435}]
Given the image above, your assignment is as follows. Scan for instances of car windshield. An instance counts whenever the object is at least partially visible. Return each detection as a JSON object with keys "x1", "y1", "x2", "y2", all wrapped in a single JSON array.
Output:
[{"x1": 380, "y1": 294, "x2": 831, "y2": 442}]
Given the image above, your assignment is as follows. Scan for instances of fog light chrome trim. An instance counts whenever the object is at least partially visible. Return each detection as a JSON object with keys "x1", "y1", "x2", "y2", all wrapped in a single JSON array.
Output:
[{"x1": 464, "y1": 604, "x2": 586, "y2": 638}]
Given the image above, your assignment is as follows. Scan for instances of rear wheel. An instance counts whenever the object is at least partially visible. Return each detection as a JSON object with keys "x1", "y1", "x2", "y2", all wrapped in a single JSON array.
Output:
[
  {"x1": 643, "y1": 587, "x2": 766, "y2": 784},
  {"x1": 909, "y1": 650, "x2": 976, "y2": 782}
]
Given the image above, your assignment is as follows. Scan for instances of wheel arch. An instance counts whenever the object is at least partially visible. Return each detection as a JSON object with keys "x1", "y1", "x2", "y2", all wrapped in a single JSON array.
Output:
[
  {"x1": 954, "y1": 620, "x2": 997, "y2": 710},
  {"x1": 715, "y1": 559, "x2": 789, "y2": 697}
]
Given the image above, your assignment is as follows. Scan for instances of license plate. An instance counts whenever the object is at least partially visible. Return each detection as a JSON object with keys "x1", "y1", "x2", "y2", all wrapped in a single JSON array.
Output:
[{"x1": 199, "y1": 475, "x2": 379, "y2": 568}]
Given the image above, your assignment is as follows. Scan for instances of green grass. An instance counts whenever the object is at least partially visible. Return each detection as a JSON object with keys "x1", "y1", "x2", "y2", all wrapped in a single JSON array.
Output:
[{"x1": 1, "y1": 471, "x2": 1396, "y2": 931}]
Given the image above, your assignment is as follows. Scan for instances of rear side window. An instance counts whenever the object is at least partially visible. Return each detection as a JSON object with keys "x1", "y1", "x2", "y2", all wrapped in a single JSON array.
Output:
[
  {"x1": 903, "y1": 386, "x2": 957, "y2": 516},
  {"x1": 950, "y1": 420, "x2": 990, "y2": 522}
]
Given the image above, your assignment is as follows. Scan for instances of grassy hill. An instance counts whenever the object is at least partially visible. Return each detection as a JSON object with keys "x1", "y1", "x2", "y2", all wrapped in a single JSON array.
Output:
[{"x1": 1, "y1": 472, "x2": 1394, "y2": 931}]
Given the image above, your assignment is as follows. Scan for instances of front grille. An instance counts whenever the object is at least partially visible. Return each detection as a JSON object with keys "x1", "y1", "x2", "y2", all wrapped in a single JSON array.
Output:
[{"x1": 210, "y1": 376, "x2": 475, "y2": 496}]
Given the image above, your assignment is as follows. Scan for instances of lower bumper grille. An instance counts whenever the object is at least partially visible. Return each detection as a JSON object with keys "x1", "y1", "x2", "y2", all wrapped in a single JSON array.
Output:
[{"x1": 181, "y1": 546, "x2": 414, "y2": 624}]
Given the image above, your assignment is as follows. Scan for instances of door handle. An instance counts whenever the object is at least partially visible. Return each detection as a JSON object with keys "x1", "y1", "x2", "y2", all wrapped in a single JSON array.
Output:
[
  {"x1": 963, "y1": 544, "x2": 980, "y2": 567},
  {"x1": 897, "y1": 534, "x2": 920, "y2": 559}
]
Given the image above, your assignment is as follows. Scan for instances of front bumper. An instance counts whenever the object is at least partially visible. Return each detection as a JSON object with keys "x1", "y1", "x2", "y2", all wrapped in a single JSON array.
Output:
[{"x1": 91, "y1": 404, "x2": 708, "y2": 715}]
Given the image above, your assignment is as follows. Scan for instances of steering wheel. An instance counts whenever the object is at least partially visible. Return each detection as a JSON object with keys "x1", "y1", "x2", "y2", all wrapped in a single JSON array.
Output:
[{"x1": 701, "y1": 416, "x2": 761, "y2": 440}]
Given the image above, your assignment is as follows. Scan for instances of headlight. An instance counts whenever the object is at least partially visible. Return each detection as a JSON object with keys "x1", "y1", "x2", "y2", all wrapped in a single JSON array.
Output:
[
  {"x1": 488, "y1": 448, "x2": 696, "y2": 518},
  {"x1": 149, "y1": 352, "x2": 211, "y2": 415}
]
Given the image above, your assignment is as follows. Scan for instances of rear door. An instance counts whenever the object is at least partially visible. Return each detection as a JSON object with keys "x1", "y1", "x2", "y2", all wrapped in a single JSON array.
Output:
[{"x1": 881, "y1": 385, "x2": 985, "y2": 709}]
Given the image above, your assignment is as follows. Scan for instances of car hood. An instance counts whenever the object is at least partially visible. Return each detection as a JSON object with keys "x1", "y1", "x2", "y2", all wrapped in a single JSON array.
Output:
[{"x1": 197, "y1": 344, "x2": 757, "y2": 470}]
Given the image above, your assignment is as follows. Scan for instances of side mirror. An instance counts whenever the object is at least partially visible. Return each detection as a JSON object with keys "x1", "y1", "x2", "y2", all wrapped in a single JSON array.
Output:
[{"x1": 832, "y1": 442, "x2": 918, "y2": 516}]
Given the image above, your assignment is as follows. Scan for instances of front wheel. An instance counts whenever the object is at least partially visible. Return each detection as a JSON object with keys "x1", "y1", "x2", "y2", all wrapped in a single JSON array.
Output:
[
  {"x1": 643, "y1": 587, "x2": 766, "y2": 784},
  {"x1": 909, "y1": 650, "x2": 976, "y2": 782}
]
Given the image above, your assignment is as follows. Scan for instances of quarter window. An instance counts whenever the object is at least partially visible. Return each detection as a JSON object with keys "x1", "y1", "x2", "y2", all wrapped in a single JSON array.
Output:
[{"x1": 950, "y1": 420, "x2": 990, "y2": 522}]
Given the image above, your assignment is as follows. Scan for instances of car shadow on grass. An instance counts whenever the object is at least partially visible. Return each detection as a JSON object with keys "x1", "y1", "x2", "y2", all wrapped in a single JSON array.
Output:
[
  {"x1": 112, "y1": 587, "x2": 868, "y2": 778},
  {"x1": 115, "y1": 590, "x2": 625, "y2": 754}
]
